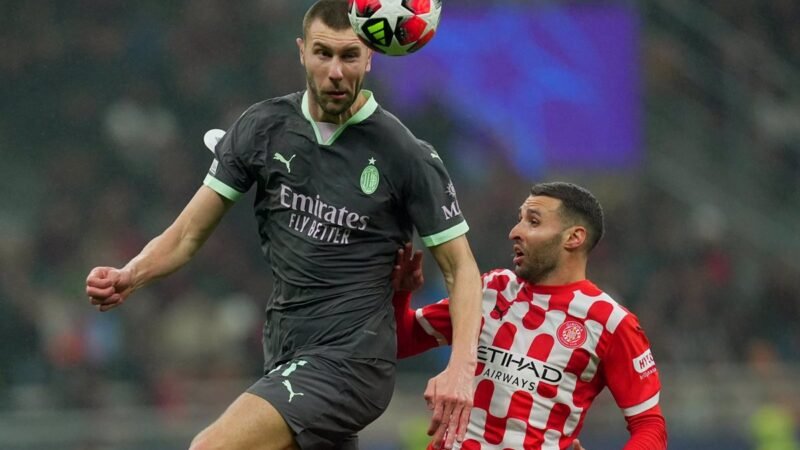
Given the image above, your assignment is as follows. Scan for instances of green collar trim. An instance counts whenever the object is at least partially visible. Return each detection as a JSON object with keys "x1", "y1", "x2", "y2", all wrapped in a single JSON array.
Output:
[{"x1": 301, "y1": 90, "x2": 378, "y2": 146}]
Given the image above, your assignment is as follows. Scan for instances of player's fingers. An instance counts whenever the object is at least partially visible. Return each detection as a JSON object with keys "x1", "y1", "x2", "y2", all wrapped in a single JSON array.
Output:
[
  {"x1": 403, "y1": 242, "x2": 413, "y2": 259},
  {"x1": 86, "y1": 274, "x2": 114, "y2": 289},
  {"x1": 428, "y1": 403, "x2": 444, "y2": 437},
  {"x1": 424, "y1": 378, "x2": 436, "y2": 410},
  {"x1": 440, "y1": 402, "x2": 458, "y2": 449},
  {"x1": 98, "y1": 301, "x2": 120, "y2": 312},
  {"x1": 96, "y1": 294, "x2": 124, "y2": 311},
  {"x1": 86, "y1": 285, "x2": 116, "y2": 300},
  {"x1": 430, "y1": 426, "x2": 447, "y2": 450},
  {"x1": 454, "y1": 404, "x2": 471, "y2": 442}
]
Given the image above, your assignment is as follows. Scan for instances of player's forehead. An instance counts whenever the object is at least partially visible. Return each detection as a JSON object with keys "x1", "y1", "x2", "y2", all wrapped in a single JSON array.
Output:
[
  {"x1": 306, "y1": 19, "x2": 364, "y2": 50},
  {"x1": 518, "y1": 195, "x2": 562, "y2": 217}
]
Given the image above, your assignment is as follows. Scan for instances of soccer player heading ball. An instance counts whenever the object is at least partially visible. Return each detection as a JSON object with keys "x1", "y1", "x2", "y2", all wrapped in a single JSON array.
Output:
[{"x1": 85, "y1": 1, "x2": 483, "y2": 449}]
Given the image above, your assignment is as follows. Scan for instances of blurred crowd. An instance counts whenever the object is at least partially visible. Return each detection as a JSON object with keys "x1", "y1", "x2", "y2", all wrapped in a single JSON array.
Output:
[{"x1": 0, "y1": 0, "x2": 798, "y2": 421}]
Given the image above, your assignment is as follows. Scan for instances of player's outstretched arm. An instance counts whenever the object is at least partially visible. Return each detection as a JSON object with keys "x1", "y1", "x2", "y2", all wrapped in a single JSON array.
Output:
[
  {"x1": 86, "y1": 186, "x2": 232, "y2": 312},
  {"x1": 426, "y1": 235, "x2": 482, "y2": 450}
]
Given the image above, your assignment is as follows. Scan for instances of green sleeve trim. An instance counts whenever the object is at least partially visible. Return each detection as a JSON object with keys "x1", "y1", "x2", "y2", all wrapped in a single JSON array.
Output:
[
  {"x1": 203, "y1": 174, "x2": 243, "y2": 201},
  {"x1": 421, "y1": 221, "x2": 470, "y2": 247}
]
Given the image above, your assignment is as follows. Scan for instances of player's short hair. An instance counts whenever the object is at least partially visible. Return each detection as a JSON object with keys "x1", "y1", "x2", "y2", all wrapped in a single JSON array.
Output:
[
  {"x1": 303, "y1": 0, "x2": 352, "y2": 38},
  {"x1": 530, "y1": 182, "x2": 605, "y2": 252}
]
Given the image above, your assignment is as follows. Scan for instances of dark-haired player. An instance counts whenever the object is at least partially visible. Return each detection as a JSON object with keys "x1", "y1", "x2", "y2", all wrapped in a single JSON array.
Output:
[
  {"x1": 392, "y1": 182, "x2": 667, "y2": 449},
  {"x1": 85, "y1": 1, "x2": 481, "y2": 449}
]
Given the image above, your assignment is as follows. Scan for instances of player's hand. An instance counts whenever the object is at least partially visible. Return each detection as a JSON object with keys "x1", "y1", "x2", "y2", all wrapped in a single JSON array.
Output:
[
  {"x1": 391, "y1": 242, "x2": 424, "y2": 292},
  {"x1": 424, "y1": 363, "x2": 475, "y2": 449},
  {"x1": 572, "y1": 439, "x2": 586, "y2": 450},
  {"x1": 86, "y1": 267, "x2": 133, "y2": 312}
]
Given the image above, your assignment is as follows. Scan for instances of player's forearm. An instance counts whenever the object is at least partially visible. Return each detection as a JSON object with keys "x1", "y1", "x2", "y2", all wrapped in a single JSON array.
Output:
[
  {"x1": 123, "y1": 225, "x2": 204, "y2": 292},
  {"x1": 124, "y1": 186, "x2": 229, "y2": 293},
  {"x1": 443, "y1": 262, "x2": 481, "y2": 367}
]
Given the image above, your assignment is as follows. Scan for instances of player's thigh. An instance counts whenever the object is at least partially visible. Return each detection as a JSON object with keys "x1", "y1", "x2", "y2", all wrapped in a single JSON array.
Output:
[{"x1": 190, "y1": 392, "x2": 298, "y2": 450}]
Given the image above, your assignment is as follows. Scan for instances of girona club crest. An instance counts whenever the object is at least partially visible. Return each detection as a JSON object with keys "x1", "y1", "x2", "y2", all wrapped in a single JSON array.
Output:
[{"x1": 557, "y1": 321, "x2": 587, "y2": 349}]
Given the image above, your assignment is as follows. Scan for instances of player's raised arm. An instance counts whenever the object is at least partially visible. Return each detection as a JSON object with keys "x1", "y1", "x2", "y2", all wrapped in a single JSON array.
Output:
[
  {"x1": 86, "y1": 186, "x2": 232, "y2": 312},
  {"x1": 426, "y1": 235, "x2": 482, "y2": 450}
]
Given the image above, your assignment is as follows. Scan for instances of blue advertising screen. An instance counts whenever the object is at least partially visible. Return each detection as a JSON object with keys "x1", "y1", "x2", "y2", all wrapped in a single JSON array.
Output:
[{"x1": 371, "y1": 5, "x2": 641, "y2": 174}]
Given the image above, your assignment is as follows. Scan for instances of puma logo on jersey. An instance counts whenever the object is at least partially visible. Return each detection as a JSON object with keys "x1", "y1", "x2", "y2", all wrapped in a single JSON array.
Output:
[
  {"x1": 274, "y1": 153, "x2": 296, "y2": 173},
  {"x1": 282, "y1": 380, "x2": 304, "y2": 402}
]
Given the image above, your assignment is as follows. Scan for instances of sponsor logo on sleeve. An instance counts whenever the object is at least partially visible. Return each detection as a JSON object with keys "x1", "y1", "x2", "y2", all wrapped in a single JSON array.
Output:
[
  {"x1": 441, "y1": 182, "x2": 462, "y2": 220},
  {"x1": 633, "y1": 349, "x2": 657, "y2": 379},
  {"x1": 209, "y1": 159, "x2": 219, "y2": 175}
]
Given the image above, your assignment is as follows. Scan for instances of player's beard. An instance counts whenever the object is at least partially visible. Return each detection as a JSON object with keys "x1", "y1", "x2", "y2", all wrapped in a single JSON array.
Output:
[
  {"x1": 307, "y1": 74, "x2": 362, "y2": 118},
  {"x1": 515, "y1": 233, "x2": 562, "y2": 285}
]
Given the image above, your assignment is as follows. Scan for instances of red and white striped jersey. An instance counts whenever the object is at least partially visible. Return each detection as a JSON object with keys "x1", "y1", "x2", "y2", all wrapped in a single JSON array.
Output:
[{"x1": 397, "y1": 269, "x2": 662, "y2": 450}]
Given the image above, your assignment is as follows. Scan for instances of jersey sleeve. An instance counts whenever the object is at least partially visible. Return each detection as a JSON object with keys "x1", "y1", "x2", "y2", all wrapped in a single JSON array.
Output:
[
  {"x1": 203, "y1": 105, "x2": 264, "y2": 201},
  {"x1": 392, "y1": 289, "x2": 453, "y2": 358},
  {"x1": 404, "y1": 140, "x2": 469, "y2": 247},
  {"x1": 602, "y1": 314, "x2": 662, "y2": 418}
]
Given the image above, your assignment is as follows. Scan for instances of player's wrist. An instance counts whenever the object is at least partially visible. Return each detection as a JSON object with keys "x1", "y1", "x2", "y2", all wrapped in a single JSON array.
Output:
[{"x1": 447, "y1": 350, "x2": 478, "y2": 372}]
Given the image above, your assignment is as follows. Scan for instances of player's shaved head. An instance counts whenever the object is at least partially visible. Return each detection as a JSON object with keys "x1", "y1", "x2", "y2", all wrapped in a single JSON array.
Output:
[{"x1": 303, "y1": 0, "x2": 352, "y2": 38}]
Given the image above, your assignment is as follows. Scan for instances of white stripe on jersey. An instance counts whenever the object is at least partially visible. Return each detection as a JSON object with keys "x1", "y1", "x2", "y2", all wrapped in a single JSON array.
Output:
[
  {"x1": 542, "y1": 429, "x2": 561, "y2": 449},
  {"x1": 415, "y1": 307, "x2": 448, "y2": 346},
  {"x1": 622, "y1": 391, "x2": 660, "y2": 417}
]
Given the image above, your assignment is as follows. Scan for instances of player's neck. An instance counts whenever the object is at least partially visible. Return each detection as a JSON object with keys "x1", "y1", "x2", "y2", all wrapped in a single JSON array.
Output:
[{"x1": 531, "y1": 260, "x2": 586, "y2": 287}]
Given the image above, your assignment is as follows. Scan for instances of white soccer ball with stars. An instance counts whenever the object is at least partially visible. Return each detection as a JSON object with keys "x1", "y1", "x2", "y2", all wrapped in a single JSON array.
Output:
[{"x1": 347, "y1": 0, "x2": 442, "y2": 56}]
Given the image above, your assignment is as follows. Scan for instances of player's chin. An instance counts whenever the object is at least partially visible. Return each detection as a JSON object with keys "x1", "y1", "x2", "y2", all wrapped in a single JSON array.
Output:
[{"x1": 322, "y1": 98, "x2": 352, "y2": 115}]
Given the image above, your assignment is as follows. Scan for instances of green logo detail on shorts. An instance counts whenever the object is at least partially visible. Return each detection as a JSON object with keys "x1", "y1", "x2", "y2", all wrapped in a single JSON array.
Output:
[
  {"x1": 268, "y1": 360, "x2": 308, "y2": 402},
  {"x1": 360, "y1": 158, "x2": 379, "y2": 195},
  {"x1": 282, "y1": 380, "x2": 304, "y2": 402}
]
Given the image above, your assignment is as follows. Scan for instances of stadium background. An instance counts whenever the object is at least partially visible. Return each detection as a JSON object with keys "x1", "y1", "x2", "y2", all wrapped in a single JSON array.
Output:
[{"x1": 1, "y1": 0, "x2": 799, "y2": 448}]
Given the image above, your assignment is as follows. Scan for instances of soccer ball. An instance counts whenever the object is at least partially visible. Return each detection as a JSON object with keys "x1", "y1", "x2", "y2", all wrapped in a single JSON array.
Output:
[{"x1": 348, "y1": 0, "x2": 442, "y2": 56}]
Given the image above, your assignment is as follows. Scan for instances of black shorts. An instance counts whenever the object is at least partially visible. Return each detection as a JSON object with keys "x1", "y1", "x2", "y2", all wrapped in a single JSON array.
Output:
[{"x1": 247, "y1": 355, "x2": 395, "y2": 450}]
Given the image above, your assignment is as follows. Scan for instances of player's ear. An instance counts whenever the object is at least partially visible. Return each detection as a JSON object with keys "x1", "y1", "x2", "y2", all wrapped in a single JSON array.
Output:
[
  {"x1": 563, "y1": 226, "x2": 587, "y2": 251},
  {"x1": 365, "y1": 47, "x2": 372, "y2": 72},
  {"x1": 297, "y1": 37, "x2": 306, "y2": 65}
]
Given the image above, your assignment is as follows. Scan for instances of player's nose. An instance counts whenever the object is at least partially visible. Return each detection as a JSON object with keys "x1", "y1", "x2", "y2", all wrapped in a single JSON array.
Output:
[
  {"x1": 508, "y1": 222, "x2": 522, "y2": 241},
  {"x1": 328, "y1": 60, "x2": 344, "y2": 80}
]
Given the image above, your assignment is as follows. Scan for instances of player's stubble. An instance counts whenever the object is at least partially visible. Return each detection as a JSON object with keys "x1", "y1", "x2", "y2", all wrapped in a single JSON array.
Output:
[
  {"x1": 515, "y1": 232, "x2": 563, "y2": 285},
  {"x1": 306, "y1": 72, "x2": 364, "y2": 118}
]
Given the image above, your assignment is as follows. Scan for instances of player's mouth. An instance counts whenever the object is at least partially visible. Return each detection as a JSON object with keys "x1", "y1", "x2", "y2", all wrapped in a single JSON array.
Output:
[
  {"x1": 326, "y1": 90, "x2": 348, "y2": 100},
  {"x1": 512, "y1": 246, "x2": 524, "y2": 266}
]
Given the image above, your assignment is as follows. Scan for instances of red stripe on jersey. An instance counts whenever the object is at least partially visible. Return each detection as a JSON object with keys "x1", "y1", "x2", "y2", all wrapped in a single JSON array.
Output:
[
  {"x1": 544, "y1": 291, "x2": 576, "y2": 313},
  {"x1": 564, "y1": 348, "x2": 591, "y2": 376},
  {"x1": 474, "y1": 379, "x2": 495, "y2": 411},
  {"x1": 545, "y1": 403, "x2": 571, "y2": 435},
  {"x1": 586, "y1": 300, "x2": 614, "y2": 327},
  {"x1": 507, "y1": 390, "x2": 534, "y2": 421},
  {"x1": 527, "y1": 333, "x2": 554, "y2": 361},
  {"x1": 522, "y1": 302, "x2": 547, "y2": 330},
  {"x1": 491, "y1": 322, "x2": 517, "y2": 349},
  {"x1": 460, "y1": 440, "x2": 481, "y2": 450}
]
